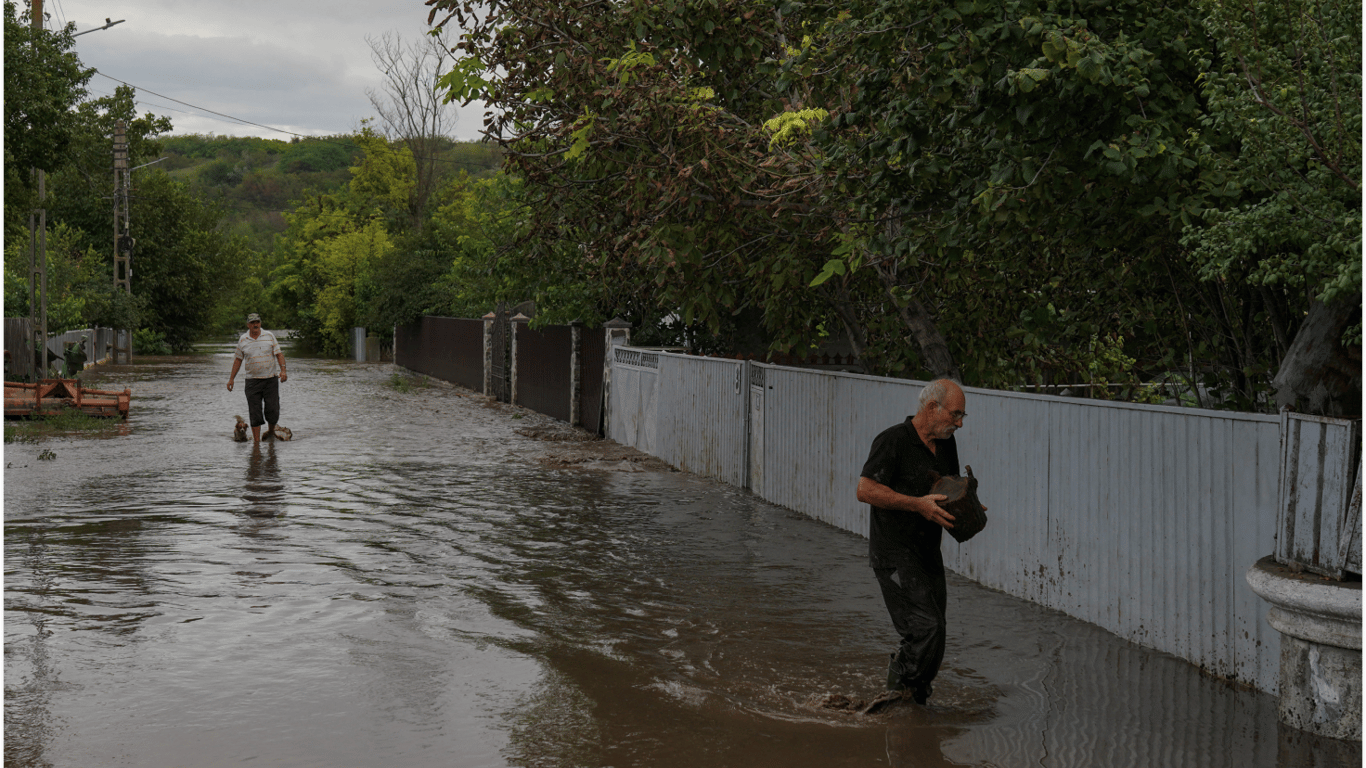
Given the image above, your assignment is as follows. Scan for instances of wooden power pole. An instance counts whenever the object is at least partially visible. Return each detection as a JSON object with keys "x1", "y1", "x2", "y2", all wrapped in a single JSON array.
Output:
[{"x1": 28, "y1": 0, "x2": 48, "y2": 379}]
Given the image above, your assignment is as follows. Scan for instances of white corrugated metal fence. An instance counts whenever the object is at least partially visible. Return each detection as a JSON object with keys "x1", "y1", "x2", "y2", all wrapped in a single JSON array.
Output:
[{"x1": 608, "y1": 349, "x2": 1289, "y2": 694}]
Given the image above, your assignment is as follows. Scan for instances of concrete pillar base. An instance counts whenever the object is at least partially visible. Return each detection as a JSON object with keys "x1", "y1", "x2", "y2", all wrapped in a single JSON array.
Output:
[{"x1": 1247, "y1": 555, "x2": 1362, "y2": 741}]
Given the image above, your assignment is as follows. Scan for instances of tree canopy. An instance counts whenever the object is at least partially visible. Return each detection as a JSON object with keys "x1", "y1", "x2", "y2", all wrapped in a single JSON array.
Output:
[
  {"x1": 427, "y1": 0, "x2": 1359, "y2": 412},
  {"x1": 2, "y1": 8, "x2": 249, "y2": 354}
]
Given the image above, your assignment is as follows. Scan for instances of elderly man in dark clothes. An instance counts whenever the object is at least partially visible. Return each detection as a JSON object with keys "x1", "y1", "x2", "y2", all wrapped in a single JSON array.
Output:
[{"x1": 856, "y1": 378, "x2": 978, "y2": 705}]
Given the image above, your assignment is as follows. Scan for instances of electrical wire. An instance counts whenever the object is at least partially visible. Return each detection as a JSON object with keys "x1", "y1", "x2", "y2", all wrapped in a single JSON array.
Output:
[
  {"x1": 87, "y1": 86, "x2": 201, "y2": 120},
  {"x1": 91, "y1": 70, "x2": 497, "y2": 172}
]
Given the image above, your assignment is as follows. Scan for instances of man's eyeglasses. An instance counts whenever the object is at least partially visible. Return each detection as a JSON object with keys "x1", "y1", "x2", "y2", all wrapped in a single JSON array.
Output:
[{"x1": 939, "y1": 404, "x2": 967, "y2": 420}]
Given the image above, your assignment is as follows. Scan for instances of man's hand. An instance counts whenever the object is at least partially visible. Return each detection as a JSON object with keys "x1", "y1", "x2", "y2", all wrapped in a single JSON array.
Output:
[
  {"x1": 856, "y1": 477, "x2": 957, "y2": 531},
  {"x1": 226, "y1": 378, "x2": 234, "y2": 392},
  {"x1": 279, "y1": 370, "x2": 287, "y2": 383},
  {"x1": 919, "y1": 495, "x2": 955, "y2": 529}
]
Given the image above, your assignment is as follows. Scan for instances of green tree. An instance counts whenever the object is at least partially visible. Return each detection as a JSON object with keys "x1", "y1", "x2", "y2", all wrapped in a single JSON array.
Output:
[
  {"x1": 271, "y1": 130, "x2": 415, "y2": 354},
  {"x1": 430, "y1": 0, "x2": 853, "y2": 354},
  {"x1": 1187, "y1": 0, "x2": 1360, "y2": 414},
  {"x1": 3, "y1": 0, "x2": 91, "y2": 243},
  {"x1": 123, "y1": 172, "x2": 245, "y2": 350}
]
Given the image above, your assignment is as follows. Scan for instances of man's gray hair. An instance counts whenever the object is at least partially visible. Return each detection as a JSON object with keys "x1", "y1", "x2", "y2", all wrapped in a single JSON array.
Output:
[{"x1": 918, "y1": 379, "x2": 959, "y2": 408}]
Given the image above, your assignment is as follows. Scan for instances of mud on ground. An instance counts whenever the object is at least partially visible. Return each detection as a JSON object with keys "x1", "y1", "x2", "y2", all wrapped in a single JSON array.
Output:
[{"x1": 425, "y1": 377, "x2": 676, "y2": 474}]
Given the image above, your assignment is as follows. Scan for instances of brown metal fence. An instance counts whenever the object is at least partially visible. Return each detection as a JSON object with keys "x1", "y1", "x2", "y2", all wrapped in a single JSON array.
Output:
[
  {"x1": 396, "y1": 316, "x2": 611, "y2": 433},
  {"x1": 579, "y1": 329, "x2": 606, "y2": 434},
  {"x1": 395, "y1": 317, "x2": 484, "y2": 392},
  {"x1": 514, "y1": 323, "x2": 573, "y2": 422}
]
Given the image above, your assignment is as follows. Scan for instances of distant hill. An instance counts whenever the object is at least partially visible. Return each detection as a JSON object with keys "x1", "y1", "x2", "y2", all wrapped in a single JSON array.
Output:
[{"x1": 160, "y1": 133, "x2": 502, "y2": 254}]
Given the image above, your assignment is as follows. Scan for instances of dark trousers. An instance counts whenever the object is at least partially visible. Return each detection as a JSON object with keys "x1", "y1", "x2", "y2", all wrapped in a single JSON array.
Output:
[
  {"x1": 875, "y1": 561, "x2": 947, "y2": 694},
  {"x1": 244, "y1": 376, "x2": 280, "y2": 427}
]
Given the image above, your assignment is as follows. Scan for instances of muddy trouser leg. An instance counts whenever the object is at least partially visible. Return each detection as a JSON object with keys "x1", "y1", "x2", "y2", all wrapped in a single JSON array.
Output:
[
  {"x1": 874, "y1": 561, "x2": 947, "y2": 696},
  {"x1": 245, "y1": 377, "x2": 268, "y2": 427}
]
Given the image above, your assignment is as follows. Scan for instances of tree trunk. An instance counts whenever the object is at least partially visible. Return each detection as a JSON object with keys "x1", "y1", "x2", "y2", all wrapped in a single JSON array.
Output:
[
  {"x1": 894, "y1": 294, "x2": 961, "y2": 381},
  {"x1": 822, "y1": 281, "x2": 867, "y2": 362},
  {"x1": 1272, "y1": 298, "x2": 1362, "y2": 417}
]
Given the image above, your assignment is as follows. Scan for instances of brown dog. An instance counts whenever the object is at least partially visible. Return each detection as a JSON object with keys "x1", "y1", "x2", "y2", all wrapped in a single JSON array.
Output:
[{"x1": 233, "y1": 415, "x2": 249, "y2": 442}]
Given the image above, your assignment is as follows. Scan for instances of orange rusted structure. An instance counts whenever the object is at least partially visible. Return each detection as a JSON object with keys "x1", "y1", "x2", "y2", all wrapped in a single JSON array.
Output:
[{"x1": 4, "y1": 379, "x2": 131, "y2": 419}]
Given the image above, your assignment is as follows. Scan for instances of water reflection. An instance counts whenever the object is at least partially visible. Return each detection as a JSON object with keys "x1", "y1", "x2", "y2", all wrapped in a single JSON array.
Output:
[
  {"x1": 887, "y1": 726, "x2": 973, "y2": 768},
  {"x1": 242, "y1": 441, "x2": 284, "y2": 518}
]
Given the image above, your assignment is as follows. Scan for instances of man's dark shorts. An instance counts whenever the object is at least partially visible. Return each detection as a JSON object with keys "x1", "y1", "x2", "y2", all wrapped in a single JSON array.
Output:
[{"x1": 244, "y1": 376, "x2": 279, "y2": 427}]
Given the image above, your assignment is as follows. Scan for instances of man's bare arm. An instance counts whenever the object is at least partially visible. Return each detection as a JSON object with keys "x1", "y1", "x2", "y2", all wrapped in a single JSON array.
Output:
[
  {"x1": 227, "y1": 358, "x2": 242, "y2": 391},
  {"x1": 276, "y1": 352, "x2": 287, "y2": 383},
  {"x1": 856, "y1": 476, "x2": 956, "y2": 530}
]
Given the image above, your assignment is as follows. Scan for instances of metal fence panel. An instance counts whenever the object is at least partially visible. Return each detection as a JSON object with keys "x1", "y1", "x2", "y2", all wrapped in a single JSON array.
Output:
[
  {"x1": 608, "y1": 348, "x2": 659, "y2": 453},
  {"x1": 609, "y1": 350, "x2": 1286, "y2": 693},
  {"x1": 655, "y1": 355, "x2": 746, "y2": 487},
  {"x1": 1346, "y1": 464, "x2": 1363, "y2": 574},
  {"x1": 579, "y1": 329, "x2": 606, "y2": 434},
  {"x1": 1276, "y1": 412, "x2": 1362, "y2": 578},
  {"x1": 939, "y1": 391, "x2": 1282, "y2": 693},
  {"x1": 515, "y1": 324, "x2": 573, "y2": 422},
  {"x1": 395, "y1": 317, "x2": 484, "y2": 391}
]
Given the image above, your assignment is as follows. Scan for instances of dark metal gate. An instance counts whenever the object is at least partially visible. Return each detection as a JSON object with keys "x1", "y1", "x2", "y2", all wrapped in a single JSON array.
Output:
[
  {"x1": 489, "y1": 306, "x2": 511, "y2": 403},
  {"x1": 513, "y1": 324, "x2": 573, "y2": 422}
]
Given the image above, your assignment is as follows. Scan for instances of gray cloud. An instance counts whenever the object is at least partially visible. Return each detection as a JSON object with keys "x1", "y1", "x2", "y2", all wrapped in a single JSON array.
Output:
[{"x1": 59, "y1": 0, "x2": 486, "y2": 141}]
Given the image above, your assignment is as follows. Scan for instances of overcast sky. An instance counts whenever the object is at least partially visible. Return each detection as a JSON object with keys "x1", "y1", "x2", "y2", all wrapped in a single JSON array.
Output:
[{"x1": 50, "y1": 0, "x2": 486, "y2": 142}]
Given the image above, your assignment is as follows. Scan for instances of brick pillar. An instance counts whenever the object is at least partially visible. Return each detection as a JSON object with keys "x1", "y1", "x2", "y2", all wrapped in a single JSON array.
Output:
[
  {"x1": 570, "y1": 321, "x2": 583, "y2": 427},
  {"x1": 482, "y1": 312, "x2": 495, "y2": 396},
  {"x1": 510, "y1": 313, "x2": 530, "y2": 406}
]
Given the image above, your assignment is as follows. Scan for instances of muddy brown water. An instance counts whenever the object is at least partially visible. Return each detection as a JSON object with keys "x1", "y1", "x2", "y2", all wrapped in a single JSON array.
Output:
[{"x1": 4, "y1": 345, "x2": 1355, "y2": 767}]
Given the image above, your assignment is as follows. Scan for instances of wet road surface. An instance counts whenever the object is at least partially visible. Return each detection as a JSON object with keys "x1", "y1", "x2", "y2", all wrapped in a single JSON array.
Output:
[{"x1": 4, "y1": 344, "x2": 1354, "y2": 767}]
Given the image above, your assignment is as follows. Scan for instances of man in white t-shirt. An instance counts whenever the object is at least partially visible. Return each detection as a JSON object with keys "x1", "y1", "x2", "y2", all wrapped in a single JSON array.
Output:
[{"x1": 227, "y1": 313, "x2": 288, "y2": 442}]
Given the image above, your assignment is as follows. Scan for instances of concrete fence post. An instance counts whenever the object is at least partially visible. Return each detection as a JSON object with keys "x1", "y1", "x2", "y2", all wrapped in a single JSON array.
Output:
[
  {"x1": 482, "y1": 312, "x2": 495, "y2": 397},
  {"x1": 510, "y1": 313, "x2": 530, "y2": 406},
  {"x1": 600, "y1": 318, "x2": 632, "y2": 440},
  {"x1": 570, "y1": 320, "x2": 583, "y2": 427}
]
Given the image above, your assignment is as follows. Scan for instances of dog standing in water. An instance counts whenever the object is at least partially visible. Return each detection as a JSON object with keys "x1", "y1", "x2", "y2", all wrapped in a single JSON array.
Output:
[{"x1": 234, "y1": 416, "x2": 290, "y2": 441}]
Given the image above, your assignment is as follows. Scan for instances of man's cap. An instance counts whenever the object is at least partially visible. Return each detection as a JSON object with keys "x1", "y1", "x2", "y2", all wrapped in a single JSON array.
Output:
[{"x1": 247, "y1": 313, "x2": 261, "y2": 323}]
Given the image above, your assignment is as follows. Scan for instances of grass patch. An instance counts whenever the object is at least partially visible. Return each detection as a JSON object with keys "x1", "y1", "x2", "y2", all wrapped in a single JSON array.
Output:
[
  {"x1": 387, "y1": 372, "x2": 430, "y2": 394},
  {"x1": 4, "y1": 409, "x2": 126, "y2": 443}
]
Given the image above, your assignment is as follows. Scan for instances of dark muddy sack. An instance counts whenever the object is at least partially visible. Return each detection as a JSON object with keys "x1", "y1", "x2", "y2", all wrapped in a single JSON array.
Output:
[{"x1": 928, "y1": 465, "x2": 988, "y2": 543}]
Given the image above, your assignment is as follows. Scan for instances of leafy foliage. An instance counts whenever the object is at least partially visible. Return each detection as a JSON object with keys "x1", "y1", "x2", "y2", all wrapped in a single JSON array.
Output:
[
  {"x1": 2, "y1": 0, "x2": 89, "y2": 255},
  {"x1": 1186, "y1": 0, "x2": 1361, "y2": 341},
  {"x1": 428, "y1": 0, "x2": 1357, "y2": 411},
  {"x1": 2, "y1": 33, "x2": 249, "y2": 351},
  {"x1": 428, "y1": 0, "x2": 852, "y2": 354}
]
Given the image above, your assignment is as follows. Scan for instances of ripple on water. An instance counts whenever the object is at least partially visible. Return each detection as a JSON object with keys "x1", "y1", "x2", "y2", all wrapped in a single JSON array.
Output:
[{"x1": 4, "y1": 353, "x2": 1320, "y2": 768}]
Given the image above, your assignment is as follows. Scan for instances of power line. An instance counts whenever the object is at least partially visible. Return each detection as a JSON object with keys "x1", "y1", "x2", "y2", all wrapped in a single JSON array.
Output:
[
  {"x1": 91, "y1": 69, "x2": 500, "y2": 172},
  {"x1": 87, "y1": 86, "x2": 200, "y2": 119},
  {"x1": 93, "y1": 70, "x2": 320, "y2": 139}
]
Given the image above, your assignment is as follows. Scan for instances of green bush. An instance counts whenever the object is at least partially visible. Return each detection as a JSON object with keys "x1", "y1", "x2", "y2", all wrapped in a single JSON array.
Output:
[{"x1": 134, "y1": 327, "x2": 172, "y2": 355}]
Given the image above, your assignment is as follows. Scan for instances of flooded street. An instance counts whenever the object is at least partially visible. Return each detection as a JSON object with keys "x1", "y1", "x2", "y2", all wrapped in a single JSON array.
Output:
[{"x1": 4, "y1": 344, "x2": 1349, "y2": 767}]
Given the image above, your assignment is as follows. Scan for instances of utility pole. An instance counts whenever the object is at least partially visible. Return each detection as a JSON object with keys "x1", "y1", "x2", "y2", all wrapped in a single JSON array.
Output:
[
  {"x1": 28, "y1": 0, "x2": 48, "y2": 380},
  {"x1": 113, "y1": 119, "x2": 133, "y2": 364}
]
